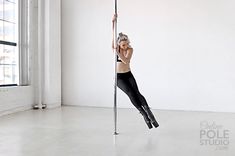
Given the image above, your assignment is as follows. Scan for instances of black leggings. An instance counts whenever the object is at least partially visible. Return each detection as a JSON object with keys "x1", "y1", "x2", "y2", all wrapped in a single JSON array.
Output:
[{"x1": 117, "y1": 71, "x2": 149, "y2": 110}]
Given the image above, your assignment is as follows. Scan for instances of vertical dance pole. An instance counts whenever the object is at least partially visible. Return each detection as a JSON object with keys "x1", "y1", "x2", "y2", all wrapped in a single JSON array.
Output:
[{"x1": 113, "y1": 0, "x2": 119, "y2": 135}]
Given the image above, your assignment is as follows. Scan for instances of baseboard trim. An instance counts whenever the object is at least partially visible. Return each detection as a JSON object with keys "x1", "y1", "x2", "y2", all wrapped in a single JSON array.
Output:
[
  {"x1": 45, "y1": 102, "x2": 61, "y2": 109},
  {"x1": 0, "y1": 105, "x2": 32, "y2": 117},
  {"x1": 0, "y1": 102, "x2": 61, "y2": 117}
]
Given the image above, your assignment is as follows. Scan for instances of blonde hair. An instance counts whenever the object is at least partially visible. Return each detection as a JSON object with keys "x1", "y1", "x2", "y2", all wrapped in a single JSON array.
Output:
[{"x1": 117, "y1": 32, "x2": 131, "y2": 46}]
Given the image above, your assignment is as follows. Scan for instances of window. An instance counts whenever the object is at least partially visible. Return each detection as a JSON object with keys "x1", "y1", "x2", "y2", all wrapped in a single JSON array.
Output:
[{"x1": 0, "y1": 0, "x2": 18, "y2": 87}]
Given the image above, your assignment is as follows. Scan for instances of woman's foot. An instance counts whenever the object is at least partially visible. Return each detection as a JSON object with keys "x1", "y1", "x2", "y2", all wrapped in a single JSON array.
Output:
[
  {"x1": 137, "y1": 107, "x2": 153, "y2": 129},
  {"x1": 142, "y1": 105, "x2": 159, "y2": 128}
]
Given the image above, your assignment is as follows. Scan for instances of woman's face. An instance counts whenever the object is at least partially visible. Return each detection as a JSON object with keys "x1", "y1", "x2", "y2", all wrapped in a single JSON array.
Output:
[{"x1": 119, "y1": 41, "x2": 129, "y2": 50}]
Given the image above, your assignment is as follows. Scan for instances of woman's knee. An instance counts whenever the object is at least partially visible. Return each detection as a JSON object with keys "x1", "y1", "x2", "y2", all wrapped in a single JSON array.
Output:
[{"x1": 127, "y1": 90, "x2": 140, "y2": 100}]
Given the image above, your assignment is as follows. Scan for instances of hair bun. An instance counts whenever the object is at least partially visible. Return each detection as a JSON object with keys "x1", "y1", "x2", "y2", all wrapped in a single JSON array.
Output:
[{"x1": 117, "y1": 32, "x2": 130, "y2": 45}]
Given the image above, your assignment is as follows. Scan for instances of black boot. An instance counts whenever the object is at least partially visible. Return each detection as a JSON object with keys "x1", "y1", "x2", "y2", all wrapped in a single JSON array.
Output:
[
  {"x1": 137, "y1": 107, "x2": 153, "y2": 129},
  {"x1": 142, "y1": 105, "x2": 159, "y2": 128}
]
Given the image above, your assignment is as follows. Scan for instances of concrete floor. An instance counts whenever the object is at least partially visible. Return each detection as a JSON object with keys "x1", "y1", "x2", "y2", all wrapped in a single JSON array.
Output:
[{"x1": 0, "y1": 106, "x2": 234, "y2": 156}]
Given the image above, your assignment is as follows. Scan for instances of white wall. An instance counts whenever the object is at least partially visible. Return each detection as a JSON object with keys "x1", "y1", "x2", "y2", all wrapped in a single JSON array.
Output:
[{"x1": 62, "y1": 0, "x2": 235, "y2": 113}]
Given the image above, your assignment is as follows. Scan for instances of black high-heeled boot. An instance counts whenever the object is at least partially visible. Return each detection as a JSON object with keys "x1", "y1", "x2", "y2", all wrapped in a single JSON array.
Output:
[
  {"x1": 142, "y1": 105, "x2": 159, "y2": 128},
  {"x1": 137, "y1": 107, "x2": 153, "y2": 129}
]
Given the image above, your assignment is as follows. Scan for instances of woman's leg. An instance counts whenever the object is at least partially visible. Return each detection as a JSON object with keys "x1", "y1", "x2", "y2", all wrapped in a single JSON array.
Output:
[
  {"x1": 117, "y1": 74, "x2": 153, "y2": 129},
  {"x1": 117, "y1": 77, "x2": 142, "y2": 109},
  {"x1": 127, "y1": 72, "x2": 159, "y2": 128},
  {"x1": 127, "y1": 72, "x2": 150, "y2": 108}
]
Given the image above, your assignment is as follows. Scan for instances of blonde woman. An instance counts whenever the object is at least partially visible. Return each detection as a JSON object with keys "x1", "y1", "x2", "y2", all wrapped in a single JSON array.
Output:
[{"x1": 112, "y1": 14, "x2": 159, "y2": 129}]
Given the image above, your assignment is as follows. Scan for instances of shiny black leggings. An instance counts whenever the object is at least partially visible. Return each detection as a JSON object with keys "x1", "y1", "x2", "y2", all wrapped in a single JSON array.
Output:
[{"x1": 117, "y1": 71, "x2": 149, "y2": 111}]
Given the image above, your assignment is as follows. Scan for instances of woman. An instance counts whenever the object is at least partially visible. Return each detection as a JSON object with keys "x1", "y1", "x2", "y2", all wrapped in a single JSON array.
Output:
[{"x1": 112, "y1": 14, "x2": 159, "y2": 129}]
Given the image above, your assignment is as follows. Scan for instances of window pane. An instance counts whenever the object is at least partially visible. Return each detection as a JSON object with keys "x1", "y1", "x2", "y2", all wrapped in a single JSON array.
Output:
[
  {"x1": 4, "y1": 22, "x2": 15, "y2": 42},
  {"x1": 4, "y1": 0, "x2": 15, "y2": 23},
  {"x1": 7, "y1": 0, "x2": 16, "y2": 3},
  {"x1": 0, "y1": 44, "x2": 18, "y2": 85},
  {"x1": 0, "y1": 64, "x2": 18, "y2": 84},
  {"x1": 0, "y1": 0, "x2": 3, "y2": 20},
  {"x1": 0, "y1": 21, "x2": 3, "y2": 40},
  {"x1": 0, "y1": 0, "x2": 18, "y2": 86}
]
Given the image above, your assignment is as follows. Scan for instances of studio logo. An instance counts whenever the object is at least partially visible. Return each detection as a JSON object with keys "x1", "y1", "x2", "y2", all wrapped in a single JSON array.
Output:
[{"x1": 200, "y1": 121, "x2": 229, "y2": 150}]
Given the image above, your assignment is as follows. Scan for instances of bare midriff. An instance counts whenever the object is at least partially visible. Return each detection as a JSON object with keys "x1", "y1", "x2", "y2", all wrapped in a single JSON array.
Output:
[{"x1": 117, "y1": 62, "x2": 131, "y2": 73}]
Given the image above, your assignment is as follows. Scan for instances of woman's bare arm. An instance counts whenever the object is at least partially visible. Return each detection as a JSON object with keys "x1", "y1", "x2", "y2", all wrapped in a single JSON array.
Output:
[
  {"x1": 112, "y1": 14, "x2": 117, "y2": 50},
  {"x1": 117, "y1": 48, "x2": 133, "y2": 64}
]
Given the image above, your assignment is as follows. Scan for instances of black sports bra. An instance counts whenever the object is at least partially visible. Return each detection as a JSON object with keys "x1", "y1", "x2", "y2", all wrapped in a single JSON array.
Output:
[
  {"x1": 117, "y1": 55, "x2": 122, "y2": 62},
  {"x1": 116, "y1": 47, "x2": 122, "y2": 62}
]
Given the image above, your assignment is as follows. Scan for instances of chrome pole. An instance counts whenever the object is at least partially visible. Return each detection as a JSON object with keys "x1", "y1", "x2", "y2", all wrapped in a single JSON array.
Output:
[{"x1": 113, "y1": 0, "x2": 119, "y2": 135}]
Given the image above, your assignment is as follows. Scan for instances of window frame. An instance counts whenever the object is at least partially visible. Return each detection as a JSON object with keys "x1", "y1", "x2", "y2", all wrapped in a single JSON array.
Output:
[
  {"x1": 0, "y1": 0, "x2": 30, "y2": 87},
  {"x1": 18, "y1": 0, "x2": 30, "y2": 86},
  {"x1": 0, "y1": 0, "x2": 18, "y2": 87}
]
